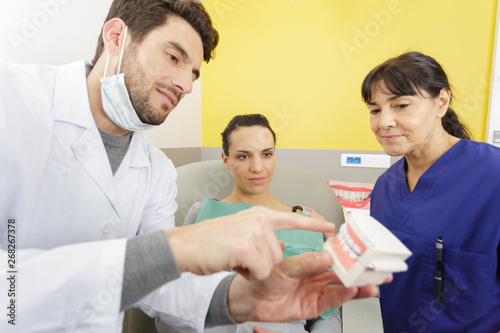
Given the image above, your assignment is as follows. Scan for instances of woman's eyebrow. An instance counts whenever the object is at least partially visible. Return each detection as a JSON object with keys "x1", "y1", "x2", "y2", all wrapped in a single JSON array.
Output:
[{"x1": 367, "y1": 95, "x2": 400, "y2": 105}]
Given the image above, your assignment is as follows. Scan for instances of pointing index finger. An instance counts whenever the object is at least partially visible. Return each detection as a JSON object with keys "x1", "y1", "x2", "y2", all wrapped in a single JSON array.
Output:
[{"x1": 253, "y1": 206, "x2": 336, "y2": 233}]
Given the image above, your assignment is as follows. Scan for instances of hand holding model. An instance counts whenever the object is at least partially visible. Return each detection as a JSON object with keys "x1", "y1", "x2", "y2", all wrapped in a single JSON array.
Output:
[{"x1": 226, "y1": 249, "x2": 384, "y2": 323}]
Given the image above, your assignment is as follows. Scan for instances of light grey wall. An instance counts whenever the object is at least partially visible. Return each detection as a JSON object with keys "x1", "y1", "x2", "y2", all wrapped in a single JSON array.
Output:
[
  {"x1": 161, "y1": 147, "x2": 201, "y2": 168},
  {"x1": 164, "y1": 147, "x2": 400, "y2": 184},
  {"x1": 277, "y1": 148, "x2": 400, "y2": 184}
]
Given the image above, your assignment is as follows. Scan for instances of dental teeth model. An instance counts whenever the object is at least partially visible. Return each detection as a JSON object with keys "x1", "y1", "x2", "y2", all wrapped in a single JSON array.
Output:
[{"x1": 323, "y1": 210, "x2": 412, "y2": 287}]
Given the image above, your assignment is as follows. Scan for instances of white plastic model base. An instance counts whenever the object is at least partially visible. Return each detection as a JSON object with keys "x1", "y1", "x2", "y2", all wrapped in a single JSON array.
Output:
[{"x1": 323, "y1": 210, "x2": 412, "y2": 287}]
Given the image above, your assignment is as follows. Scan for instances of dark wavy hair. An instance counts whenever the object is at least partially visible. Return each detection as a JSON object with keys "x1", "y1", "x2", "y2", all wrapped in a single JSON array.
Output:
[
  {"x1": 91, "y1": 0, "x2": 219, "y2": 65},
  {"x1": 221, "y1": 114, "x2": 277, "y2": 156},
  {"x1": 361, "y1": 51, "x2": 471, "y2": 139}
]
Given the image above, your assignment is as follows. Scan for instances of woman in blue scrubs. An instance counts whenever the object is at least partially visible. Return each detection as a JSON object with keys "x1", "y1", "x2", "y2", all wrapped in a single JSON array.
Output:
[{"x1": 362, "y1": 51, "x2": 500, "y2": 332}]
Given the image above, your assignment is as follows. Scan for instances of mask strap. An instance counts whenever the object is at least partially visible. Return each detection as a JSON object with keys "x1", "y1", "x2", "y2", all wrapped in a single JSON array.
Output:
[
  {"x1": 116, "y1": 26, "x2": 128, "y2": 75},
  {"x1": 102, "y1": 25, "x2": 128, "y2": 78},
  {"x1": 103, "y1": 53, "x2": 110, "y2": 78}
]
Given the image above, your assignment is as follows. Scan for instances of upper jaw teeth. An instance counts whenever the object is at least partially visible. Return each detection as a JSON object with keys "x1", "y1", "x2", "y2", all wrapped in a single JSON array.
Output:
[
  {"x1": 333, "y1": 189, "x2": 371, "y2": 202},
  {"x1": 338, "y1": 224, "x2": 363, "y2": 259}
]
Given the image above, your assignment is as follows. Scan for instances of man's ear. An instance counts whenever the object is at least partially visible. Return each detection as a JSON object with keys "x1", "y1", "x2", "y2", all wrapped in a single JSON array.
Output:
[{"x1": 102, "y1": 18, "x2": 128, "y2": 56}]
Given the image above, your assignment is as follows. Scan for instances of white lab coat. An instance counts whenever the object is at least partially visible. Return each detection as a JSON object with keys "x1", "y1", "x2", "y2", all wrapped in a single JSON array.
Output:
[
  {"x1": 0, "y1": 239, "x2": 127, "y2": 332},
  {"x1": 0, "y1": 60, "x2": 225, "y2": 332}
]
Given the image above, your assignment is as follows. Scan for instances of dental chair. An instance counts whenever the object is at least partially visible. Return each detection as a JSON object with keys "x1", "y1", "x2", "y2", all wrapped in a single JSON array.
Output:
[{"x1": 173, "y1": 160, "x2": 344, "y2": 228}]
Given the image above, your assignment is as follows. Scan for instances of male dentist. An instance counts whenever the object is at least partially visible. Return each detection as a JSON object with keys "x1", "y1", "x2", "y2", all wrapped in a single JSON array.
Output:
[{"x1": 0, "y1": 1, "x2": 382, "y2": 332}]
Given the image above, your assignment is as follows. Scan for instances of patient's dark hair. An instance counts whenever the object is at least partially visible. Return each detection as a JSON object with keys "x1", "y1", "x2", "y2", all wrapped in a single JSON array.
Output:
[
  {"x1": 91, "y1": 0, "x2": 219, "y2": 65},
  {"x1": 361, "y1": 51, "x2": 471, "y2": 140},
  {"x1": 221, "y1": 114, "x2": 276, "y2": 156}
]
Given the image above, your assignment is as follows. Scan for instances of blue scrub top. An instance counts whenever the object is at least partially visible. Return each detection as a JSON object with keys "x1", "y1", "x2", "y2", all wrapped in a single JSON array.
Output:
[{"x1": 371, "y1": 140, "x2": 500, "y2": 332}]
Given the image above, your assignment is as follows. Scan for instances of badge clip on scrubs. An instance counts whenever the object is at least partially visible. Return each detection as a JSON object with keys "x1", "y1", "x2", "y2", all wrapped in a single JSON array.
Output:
[{"x1": 323, "y1": 210, "x2": 412, "y2": 287}]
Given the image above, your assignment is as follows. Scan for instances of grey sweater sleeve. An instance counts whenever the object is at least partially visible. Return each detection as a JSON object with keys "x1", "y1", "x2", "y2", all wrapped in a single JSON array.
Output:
[
  {"x1": 120, "y1": 231, "x2": 181, "y2": 311},
  {"x1": 205, "y1": 274, "x2": 238, "y2": 327}
]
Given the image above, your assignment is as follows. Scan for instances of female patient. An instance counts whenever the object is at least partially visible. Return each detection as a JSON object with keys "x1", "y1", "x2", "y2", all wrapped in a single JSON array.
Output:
[
  {"x1": 362, "y1": 51, "x2": 500, "y2": 332},
  {"x1": 157, "y1": 114, "x2": 340, "y2": 333}
]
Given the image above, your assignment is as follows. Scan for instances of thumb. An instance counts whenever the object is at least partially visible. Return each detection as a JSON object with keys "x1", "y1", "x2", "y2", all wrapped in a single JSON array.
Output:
[
  {"x1": 279, "y1": 240, "x2": 285, "y2": 252},
  {"x1": 279, "y1": 251, "x2": 332, "y2": 278}
]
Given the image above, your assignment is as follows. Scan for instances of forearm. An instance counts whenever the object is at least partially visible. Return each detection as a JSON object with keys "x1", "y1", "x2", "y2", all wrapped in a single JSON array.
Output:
[{"x1": 121, "y1": 231, "x2": 181, "y2": 311}]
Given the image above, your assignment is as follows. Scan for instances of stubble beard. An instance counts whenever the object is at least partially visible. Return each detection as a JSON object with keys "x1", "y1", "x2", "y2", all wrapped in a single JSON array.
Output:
[{"x1": 121, "y1": 46, "x2": 171, "y2": 126}]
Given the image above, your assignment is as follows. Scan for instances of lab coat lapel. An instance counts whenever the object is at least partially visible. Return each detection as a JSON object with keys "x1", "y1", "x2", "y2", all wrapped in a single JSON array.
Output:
[
  {"x1": 114, "y1": 132, "x2": 151, "y2": 208},
  {"x1": 53, "y1": 60, "x2": 121, "y2": 216},
  {"x1": 71, "y1": 128, "x2": 121, "y2": 215}
]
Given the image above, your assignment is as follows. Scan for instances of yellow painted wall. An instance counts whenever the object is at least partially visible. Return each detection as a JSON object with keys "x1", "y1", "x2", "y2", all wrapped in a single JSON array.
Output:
[{"x1": 201, "y1": 0, "x2": 497, "y2": 150}]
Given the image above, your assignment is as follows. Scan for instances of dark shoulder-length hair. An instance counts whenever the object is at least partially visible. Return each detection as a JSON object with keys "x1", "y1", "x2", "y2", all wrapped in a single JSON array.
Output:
[{"x1": 361, "y1": 51, "x2": 471, "y2": 139}]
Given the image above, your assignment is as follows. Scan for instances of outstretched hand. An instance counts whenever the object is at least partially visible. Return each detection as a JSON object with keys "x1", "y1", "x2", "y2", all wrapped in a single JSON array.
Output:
[
  {"x1": 166, "y1": 206, "x2": 335, "y2": 280},
  {"x1": 227, "y1": 250, "x2": 385, "y2": 323},
  {"x1": 302, "y1": 205, "x2": 336, "y2": 239}
]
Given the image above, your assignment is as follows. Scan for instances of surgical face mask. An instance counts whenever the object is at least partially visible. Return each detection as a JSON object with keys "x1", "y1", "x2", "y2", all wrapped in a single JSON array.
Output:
[{"x1": 100, "y1": 26, "x2": 155, "y2": 131}]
